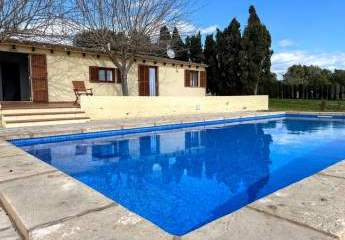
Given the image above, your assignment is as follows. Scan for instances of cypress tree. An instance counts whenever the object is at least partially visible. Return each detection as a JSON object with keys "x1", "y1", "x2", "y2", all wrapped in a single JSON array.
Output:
[
  {"x1": 185, "y1": 36, "x2": 191, "y2": 61},
  {"x1": 218, "y1": 18, "x2": 242, "y2": 95},
  {"x1": 204, "y1": 34, "x2": 219, "y2": 94},
  {"x1": 158, "y1": 26, "x2": 172, "y2": 56},
  {"x1": 241, "y1": 6, "x2": 273, "y2": 95},
  {"x1": 171, "y1": 27, "x2": 188, "y2": 61},
  {"x1": 189, "y1": 32, "x2": 204, "y2": 63}
]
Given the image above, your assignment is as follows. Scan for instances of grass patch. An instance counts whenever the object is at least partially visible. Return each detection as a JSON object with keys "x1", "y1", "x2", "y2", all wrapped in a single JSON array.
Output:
[{"x1": 269, "y1": 99, "x2": 345, "y2": 112}]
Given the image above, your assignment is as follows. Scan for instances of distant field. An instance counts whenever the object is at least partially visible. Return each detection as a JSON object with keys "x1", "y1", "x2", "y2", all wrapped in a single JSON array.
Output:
[{"x1": 269, "y1": 99, "x2": 345, "y2": 112}]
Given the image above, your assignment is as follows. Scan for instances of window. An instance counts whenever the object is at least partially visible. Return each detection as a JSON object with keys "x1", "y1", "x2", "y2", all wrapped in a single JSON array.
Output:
[
  {"x1": 190, "y1": 71, "x2": 199, "y2": 87},
  {"x1": 89, "y1": 66, "x2": 116, "y2": 83},
  {"x1": 185, "y1": 70, "x2": 202, "y2": 88},
  {"x1": 98, "y1": 69, "x2": 113, "y2": 82}
]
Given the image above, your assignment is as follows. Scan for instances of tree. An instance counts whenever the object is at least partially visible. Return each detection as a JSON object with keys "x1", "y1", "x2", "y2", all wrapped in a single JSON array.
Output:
[
  {"x1": 241, "y1": 5, "x2": 273, "y2": 95},
  {"x1": 67, "y1": 0, "x2": 191, "y2": 96},
  {"x1": 188, "y1": 32, "x2": 204, "y2": 63},
  {"x1": 203, "y1": 34, "x2": 219, "y2": 94},
  {"x1": 185, "y1": 36, "x2": 191, "y2": 61},
  {"x1": 158, "y1": 26, "x2": 171, "y2": 57},
  {"x1": 332, "y1": 69, "x2": 345, "y2": 86},
  {"x1": 284, "y1": 65, "x2": 332, "y2": 86},
  {"x1": 171, "y1": 27, "x2": 188, "y2": 61},
  {"x1": 0, "y1": 0, "x2": 59, "y2": 42},
  {"x1": 217, "y1": 18, "x2": 242, "y2": 95},
  {"x1": 283, "y1": 65, "x2": 308, "y2": 85}
]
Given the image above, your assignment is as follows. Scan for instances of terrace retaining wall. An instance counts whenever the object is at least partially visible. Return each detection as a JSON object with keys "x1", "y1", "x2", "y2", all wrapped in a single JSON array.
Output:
[{"x1": 80, "y1": 96, "x2": 269, "y2": 120}]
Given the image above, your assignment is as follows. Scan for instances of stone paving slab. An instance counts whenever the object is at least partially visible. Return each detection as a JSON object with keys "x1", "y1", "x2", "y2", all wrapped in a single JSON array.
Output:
[
  {"x1": 250, "y1": 173, "x2": 345, "y2": 239},
  {"x1": 0, "y1": 144, "x2": 27, "y2": 158},
  {"x1": 320, "y1": 161, "x2": 345, "y2": 179},
  {"x1": 30, "y1": 206, "x2": 172, "y2": 240},
  {"x1": 0, "y1": 171, "x2": 114, "y2": 239},
  {"x1": 183, "y1": 207, "x2": 334, "y2": 240},
  {"x1": 0, "y1": 152, "x2": 56, "y2": 183}
]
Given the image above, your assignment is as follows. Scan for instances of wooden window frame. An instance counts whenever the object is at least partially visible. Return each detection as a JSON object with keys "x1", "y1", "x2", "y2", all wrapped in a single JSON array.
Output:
[
  {"x1": 89, "y1": 66, "x2": 116, "y2": 83},
  {"x1": 185, "y1": 70, "x2": 207, "y2": 88},
  {"x1": 190, "y1": 71, "x2": 199, "y2": 88},
  {"x1": 185, "y1": 70, "x2": 200, "y2": 88}
]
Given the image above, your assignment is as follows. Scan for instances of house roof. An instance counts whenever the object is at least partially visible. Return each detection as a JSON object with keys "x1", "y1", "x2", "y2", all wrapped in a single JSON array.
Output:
[{"x1": 1, "y1": 39, "x2": 207, "y2": 68}]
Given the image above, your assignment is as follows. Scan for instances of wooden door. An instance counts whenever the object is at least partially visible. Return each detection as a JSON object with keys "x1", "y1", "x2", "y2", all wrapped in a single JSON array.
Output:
[
  {"x1": 31, "y1": 54, "x2": 48, "y2": 102},
  {"x1": 139, "y1": 65, "x2": 149, "y2": 96},
  {"x1": 138, "y1": 65, "x2": 158, "y2": 96}
]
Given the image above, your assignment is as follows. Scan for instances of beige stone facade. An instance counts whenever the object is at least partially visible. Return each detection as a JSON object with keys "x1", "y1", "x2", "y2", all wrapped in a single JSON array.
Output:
[
  {"x1": 80, "y1": 96, "x2": 269, "y2": 120},
  {"x1": 0, "y1": 42, "x2": 207, "y2": 102}
]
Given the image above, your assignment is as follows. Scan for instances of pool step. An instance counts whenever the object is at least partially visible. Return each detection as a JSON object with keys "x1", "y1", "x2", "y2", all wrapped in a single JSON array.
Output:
[{"x1": 1, "y1": 107, "x2": 90, "y2": 128}]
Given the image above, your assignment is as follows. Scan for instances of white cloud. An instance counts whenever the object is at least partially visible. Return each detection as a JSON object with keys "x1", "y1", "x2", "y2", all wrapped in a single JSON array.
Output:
[
  {"x1": 200, "y1": 25, "x2": 218, "y2": 35},
  {"x1": 272, "y1": 50, "x2": 345, "y2": 78},
  {"x1": 176, "y1": 21, "x2": 197, "y2": 35},
  {"x1": 177, "y1": 21, "x2": 218, "y2": 35},
  {"x1": 278, "y1": 39, "x2": 295, "y2": 48}
]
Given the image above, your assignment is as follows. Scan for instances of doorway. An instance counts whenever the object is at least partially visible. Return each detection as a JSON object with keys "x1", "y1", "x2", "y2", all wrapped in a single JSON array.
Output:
[
  {"x1": 0, "y1": 52, "x2": 31, "y2": 101},
  {"x1": 138, "y1": 65, "x2": 158, "y2": 96}
]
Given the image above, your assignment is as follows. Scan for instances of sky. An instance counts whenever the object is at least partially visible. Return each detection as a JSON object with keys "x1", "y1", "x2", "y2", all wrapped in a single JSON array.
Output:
[{"x1": 189, "y1": 0, "x2": 345, "y2": 78}]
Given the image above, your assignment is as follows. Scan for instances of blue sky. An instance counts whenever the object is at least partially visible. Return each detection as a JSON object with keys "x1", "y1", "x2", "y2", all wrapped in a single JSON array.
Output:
[{"x1": 189, "y1": 0, "x2": 345, "y2": 78}]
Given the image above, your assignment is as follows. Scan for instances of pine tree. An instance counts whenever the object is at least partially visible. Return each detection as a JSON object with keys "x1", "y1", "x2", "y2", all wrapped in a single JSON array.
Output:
[
  {"x1": 158, "y1": 26, "x2": 172, "y2": 57},
  {"x1": 218, "y1": 18, "x2": 242, "y2": 95},
  {"x1": 189, "y1": 32, "x2": 204, "y2": 63},
  {"x1": 204, "y1": 34, "x2": 219, "y2": 94},
  {"x1": 241, "y1": 6, "x2": 273, "y2": 95},
  {"x1": 171, "y1": 27, "x2": 188, "y2": 61}
]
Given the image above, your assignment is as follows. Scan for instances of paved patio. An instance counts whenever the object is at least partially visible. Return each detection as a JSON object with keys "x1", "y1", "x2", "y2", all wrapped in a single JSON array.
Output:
[{"x1": 0, "y1": 111, "x2": 345, "y2": 240}]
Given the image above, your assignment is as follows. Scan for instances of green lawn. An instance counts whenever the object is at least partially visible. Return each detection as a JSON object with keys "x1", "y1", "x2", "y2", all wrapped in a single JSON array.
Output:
[{"x1": 269, "y1": 99, "x2": 345, "y2": 112}]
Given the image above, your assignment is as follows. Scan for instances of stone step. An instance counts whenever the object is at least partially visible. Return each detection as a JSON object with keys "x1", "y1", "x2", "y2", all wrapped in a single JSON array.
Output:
[
  {"x1": 5, "y1": 118, "x2": 90, "y2": 128},
  {"x1": 1, "y1": 108, "x2": 83, "y2": 115},
  {"x1": 3, "y1": 112, "x2": 88, "y2": 121}
]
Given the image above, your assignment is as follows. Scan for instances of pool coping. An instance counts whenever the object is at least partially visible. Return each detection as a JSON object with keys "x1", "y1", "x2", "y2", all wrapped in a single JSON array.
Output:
[{"x1": 1, "y1": 111, "x2": 345, "y2": 239}]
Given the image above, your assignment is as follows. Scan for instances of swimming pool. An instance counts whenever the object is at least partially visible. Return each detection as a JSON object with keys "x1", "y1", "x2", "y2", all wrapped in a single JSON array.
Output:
[{"x1": 12, "y1": 114, "x2": 345, "y2": 236}]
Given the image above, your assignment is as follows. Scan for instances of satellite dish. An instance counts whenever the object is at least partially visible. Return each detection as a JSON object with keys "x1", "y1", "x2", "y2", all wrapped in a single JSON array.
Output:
[{"x1": 167, "y1": 48, "x2": 176, "y2": 59}]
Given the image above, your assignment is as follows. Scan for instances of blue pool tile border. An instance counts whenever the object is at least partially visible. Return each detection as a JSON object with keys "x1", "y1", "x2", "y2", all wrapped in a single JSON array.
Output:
[
  {"x1": 9, "y1": 113, "x2": 345, "y2": 147},
  {"x1": 286, "y1": 113, "x2": 345, "y2": 120},
  {"x1": 9, "y1": 114, "x2": 285, "y2": 146}
]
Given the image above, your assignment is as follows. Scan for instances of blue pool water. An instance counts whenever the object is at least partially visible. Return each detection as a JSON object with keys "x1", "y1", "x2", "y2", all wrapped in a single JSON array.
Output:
[{"x1": 13, "y1": 115, "x2": 345, "y2": 235}]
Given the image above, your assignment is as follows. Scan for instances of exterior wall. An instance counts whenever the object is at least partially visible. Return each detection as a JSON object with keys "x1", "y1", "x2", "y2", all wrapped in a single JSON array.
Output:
[
  {"x1": 158, "y1": 65, "x2": 205, "y2": 96},
  {"x1": 80, "y1": 96, "x2": 269, "y2": 120},
  {"x1": 0, "y1": 44, "x2": 206, "y2": 102}
]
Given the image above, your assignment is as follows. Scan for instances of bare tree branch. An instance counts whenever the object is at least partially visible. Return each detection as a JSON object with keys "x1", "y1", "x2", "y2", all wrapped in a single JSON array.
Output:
[
  {"x1": 66, "y1": 0, "x2": 196, "y2": 95},
  {"x1": 0, "y1": 0, "x2": 64, "y2": 42}
]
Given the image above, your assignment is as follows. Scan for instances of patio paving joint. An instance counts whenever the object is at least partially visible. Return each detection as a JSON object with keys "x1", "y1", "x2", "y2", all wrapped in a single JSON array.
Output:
[
  {"x1": 0, "y1": 169, "x2": 58, "y2": 185},
  {"x1": 0, "y1": 225, "x2": 10, "y2": 232},
  {"x1": 246, "y1": 206, "x2": 338, "y2": 239},
  {"x1": 29, "y1": 202, "x2": 117, "y2": 233},
  {"x1": 317, "y1": 172, "x2": 345, "y2": 180}
]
